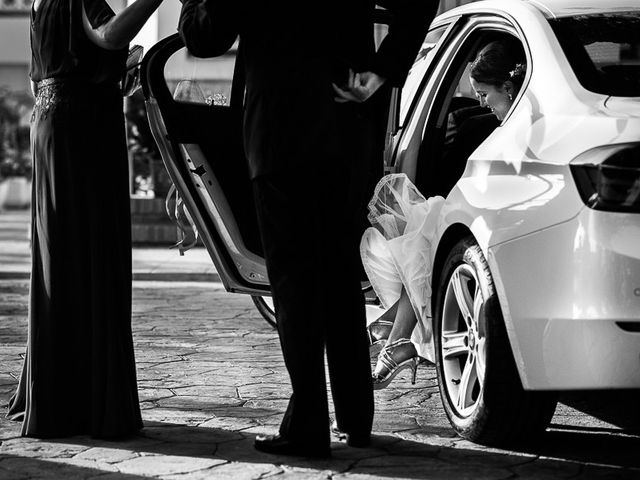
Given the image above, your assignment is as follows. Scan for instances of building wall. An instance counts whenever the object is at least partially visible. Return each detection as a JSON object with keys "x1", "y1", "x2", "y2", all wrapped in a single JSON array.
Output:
[
  {"x1": 0, "y1": 14, "x2": 30, "y2": 91},
  {"x1": 0, "y1": 0, "x2": 475, "y2": 93},
  {"x1": 0, "y1": 0, "x2": 128, "y2": 93}
]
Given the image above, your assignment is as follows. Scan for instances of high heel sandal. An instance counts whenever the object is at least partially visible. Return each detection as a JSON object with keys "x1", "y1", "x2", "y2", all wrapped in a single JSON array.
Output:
[
  {"x1": 367, "y1": 318, "x2": 394, "y2": 345},
  {"x1": 372, "y1": 338, "x2": 419, "y2": 390},
  {"x1": 366, "y1": 319, "x2": 394, "y2": 356}
]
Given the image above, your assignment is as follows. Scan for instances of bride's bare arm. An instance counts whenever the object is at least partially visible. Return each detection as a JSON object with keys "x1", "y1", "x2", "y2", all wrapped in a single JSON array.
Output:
[{"x1": 83, "y1": 0, "x2": 164, "y2": 51}]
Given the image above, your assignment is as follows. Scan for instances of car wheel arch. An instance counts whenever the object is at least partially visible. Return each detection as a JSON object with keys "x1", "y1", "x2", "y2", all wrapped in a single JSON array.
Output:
[
  {"x1": 431, "y1": 230, "x2": 558, "y2": 444},
  {"x1": 432, "y1": 223, "x2": 474, "y2": 302}
]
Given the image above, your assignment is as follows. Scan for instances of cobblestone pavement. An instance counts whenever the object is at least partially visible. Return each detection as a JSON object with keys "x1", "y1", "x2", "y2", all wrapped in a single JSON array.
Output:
[{"x1": 1, "y1": 210, "x2": 640, "y2": 479}]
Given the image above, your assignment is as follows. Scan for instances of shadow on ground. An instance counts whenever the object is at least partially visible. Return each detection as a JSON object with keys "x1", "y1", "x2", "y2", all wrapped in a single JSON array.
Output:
[
  {"x1": 559, "y1": 390, "x2": 640, "y2": 432},
  {"x1": 1, "y1": 418, "x2": 636, "y2": 480}
]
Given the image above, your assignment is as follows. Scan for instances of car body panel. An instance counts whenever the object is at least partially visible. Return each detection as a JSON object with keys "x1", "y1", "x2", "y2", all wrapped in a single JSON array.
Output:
[
  {"x1": 394, "y1": 0, "x2": 640, "y2": 386},
  {"x1": 142, "y1": 35, "x2": 270, "y2": 295},
  {"x1": 489, "y1": 208, "x2": 640, "y2": 389},
  {"x1": 445, "y1": 0, "x2": 640, "y2": 21},
  {"x1": 527, "y1": 0, "x2": 640, "y2": 18}
]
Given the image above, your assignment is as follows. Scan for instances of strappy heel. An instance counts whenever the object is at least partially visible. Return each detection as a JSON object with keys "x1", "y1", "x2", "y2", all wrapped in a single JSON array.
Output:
[
  {"x1": 366, "y1": 319, "x2": 394, "y2": 354},
  {"x1": 372, "y1": 338, "x2": 419, "y2": 390},
  {"x1": 367, "y1": 319, "x2": 394, "y2": 345}
]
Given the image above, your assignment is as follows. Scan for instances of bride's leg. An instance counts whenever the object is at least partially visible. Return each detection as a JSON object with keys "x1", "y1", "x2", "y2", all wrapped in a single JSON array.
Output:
[
  {"x1": 387, "y1": 287, "x2": 418, "y2": 342},
  {"x1": 366, "y1": 299, "x2": 398, "y2": 345},
  {"x1": 372, "y1": 286, "x2": 420, "y2": 389},
  {"x1": 361, "y1": 227, "x2": 403, "y2": 347}
]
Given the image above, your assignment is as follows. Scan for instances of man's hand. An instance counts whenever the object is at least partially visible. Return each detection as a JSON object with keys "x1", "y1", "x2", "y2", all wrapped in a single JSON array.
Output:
[{"x1": 332, "y1": 69, "x2": 386, "y2": 103}]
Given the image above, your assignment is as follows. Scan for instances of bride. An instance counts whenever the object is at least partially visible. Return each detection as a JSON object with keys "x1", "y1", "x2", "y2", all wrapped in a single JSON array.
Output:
[{"x1": 362, "y1": 36, "x2": 527, "y2": 389}]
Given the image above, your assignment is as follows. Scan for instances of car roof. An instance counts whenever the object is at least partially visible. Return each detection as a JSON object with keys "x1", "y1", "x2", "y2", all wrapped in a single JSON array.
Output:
[
  {"x1": 445, "y1": 0, "x2": 640, "y2": 19},
  {"x1": 527, "y1": 0, "x2": 640, "y2": 18}
]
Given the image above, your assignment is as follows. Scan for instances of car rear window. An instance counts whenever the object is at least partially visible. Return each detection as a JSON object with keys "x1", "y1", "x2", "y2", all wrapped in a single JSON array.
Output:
[{"x1": 550, "y1": 12, "x2": 640, "y2": 96}]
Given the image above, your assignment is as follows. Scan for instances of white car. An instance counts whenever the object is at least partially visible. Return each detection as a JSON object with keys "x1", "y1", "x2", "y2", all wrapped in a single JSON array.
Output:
[{"x1": 141, "y1": 0, "x2": 640, "y2": 445}]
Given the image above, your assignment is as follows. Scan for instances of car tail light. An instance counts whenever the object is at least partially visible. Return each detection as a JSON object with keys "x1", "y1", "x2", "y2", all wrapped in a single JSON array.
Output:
[{"x1": 570, "y1": 143, "x2": 640, "y2": 213}]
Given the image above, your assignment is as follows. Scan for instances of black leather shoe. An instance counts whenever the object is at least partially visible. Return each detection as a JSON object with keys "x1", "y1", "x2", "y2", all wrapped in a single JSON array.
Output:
[
  {"x1": 254, "y1": 434, "x2": 331, "y2": 458},
  {"x1": 330, "y1": 420, "x2": 347, "y2": 440},
  {"x1": 330, "y1": 421, "x2": 371, "y2": 448},
  {"x1": 346, "y1": 432, "x2": 371, "y2": 448}
]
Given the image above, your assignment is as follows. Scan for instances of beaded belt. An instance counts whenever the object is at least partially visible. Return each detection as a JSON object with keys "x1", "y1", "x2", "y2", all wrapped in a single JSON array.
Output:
[
  {"x1": 32, "y1": 78, "x2": 119, "y2": 121},
  {"x1": 32, "y1": 78, "x2": 71, "y2": 120}
]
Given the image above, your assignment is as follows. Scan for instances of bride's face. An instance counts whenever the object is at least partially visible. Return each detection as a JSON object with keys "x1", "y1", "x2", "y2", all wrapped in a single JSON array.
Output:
[{"x1": 470, "y1": 78, "x2": 513, "y2": 120}]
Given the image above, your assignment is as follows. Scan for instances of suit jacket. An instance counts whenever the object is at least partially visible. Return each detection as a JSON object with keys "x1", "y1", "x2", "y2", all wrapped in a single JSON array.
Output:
[{"x1": 178, "y1": 0, "x2": 439, "y2": 179}]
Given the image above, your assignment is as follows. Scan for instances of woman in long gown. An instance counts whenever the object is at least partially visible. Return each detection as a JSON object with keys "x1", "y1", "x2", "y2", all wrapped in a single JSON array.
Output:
[{"x1": 7, "y1": 0, "x2": 164, "y2": 439}]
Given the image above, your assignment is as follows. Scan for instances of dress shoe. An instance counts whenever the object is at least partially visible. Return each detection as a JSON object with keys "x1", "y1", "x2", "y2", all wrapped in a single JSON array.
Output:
[
  {"x1": 330, "y1": 420, "x2": 371, "y2": 448},
  {"x1": 254, "y1": 434, "x2": 330, "y2": 458},
  {"x1": 372, "y1": 338, "x2": 419, "y2": 390}
]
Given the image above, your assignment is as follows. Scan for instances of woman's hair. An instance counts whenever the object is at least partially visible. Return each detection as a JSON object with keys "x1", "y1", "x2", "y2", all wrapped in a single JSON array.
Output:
[{"x1": 470, "y1": 37, "x2": 527, "y2": 90}]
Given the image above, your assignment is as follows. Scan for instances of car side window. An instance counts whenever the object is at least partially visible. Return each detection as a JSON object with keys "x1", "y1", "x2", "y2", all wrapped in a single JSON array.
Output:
[
  {"x1": 165, "y1": 42, "x2": 239, "y2": 106},
  {"x1": 415, "y1": 28, "x2": 527, "y2": 198},
  {"x1": 399, "y1": 25, "x2": 449, "y2": 126}
]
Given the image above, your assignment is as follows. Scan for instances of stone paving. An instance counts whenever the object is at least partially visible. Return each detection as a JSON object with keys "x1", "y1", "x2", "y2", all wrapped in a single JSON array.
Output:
[{"x1": 1, "y1": 209, "x2": 640, "y2": 479}]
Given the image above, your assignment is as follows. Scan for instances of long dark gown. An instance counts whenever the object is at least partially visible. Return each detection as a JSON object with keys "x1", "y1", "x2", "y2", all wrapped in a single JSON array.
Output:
[{"x1": 6, "y1": 0, "x2": 143, "y2": 438}]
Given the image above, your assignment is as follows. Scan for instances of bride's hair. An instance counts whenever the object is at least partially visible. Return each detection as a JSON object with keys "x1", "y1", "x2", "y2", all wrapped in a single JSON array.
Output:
[{"x1": 470, "y1": 37, "x2": 527, "y2": 91}]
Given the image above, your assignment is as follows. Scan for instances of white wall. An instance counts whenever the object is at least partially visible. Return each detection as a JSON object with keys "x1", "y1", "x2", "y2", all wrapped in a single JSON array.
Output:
[
  {"x1": 0, "y1": 15, "x2": 30, "y2": 90},
  {"x1": 0, "y1": 16, "x2": 30, "y2": 64}
]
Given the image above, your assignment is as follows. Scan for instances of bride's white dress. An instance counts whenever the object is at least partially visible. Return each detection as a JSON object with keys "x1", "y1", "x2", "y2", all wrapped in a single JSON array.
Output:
[{"x1": 360, "y1": 174, "x2": 444, "y2": 360}]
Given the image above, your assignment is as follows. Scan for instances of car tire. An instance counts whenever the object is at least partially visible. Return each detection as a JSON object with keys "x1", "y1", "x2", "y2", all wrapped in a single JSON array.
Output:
[
  {"x1": 251, "y1": 296, "x2": 276, "y2": 329},
  {"x1": 434, "y1": 236, "x2": 557, "y2": 446}
]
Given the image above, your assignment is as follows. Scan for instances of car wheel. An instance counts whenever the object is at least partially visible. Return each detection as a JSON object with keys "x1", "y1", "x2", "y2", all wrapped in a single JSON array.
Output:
[
  {"x1": 251, "y1": 296, "x2": 276, "y2": 329},
  {"x1": 434, "y1": 236, "x2": 557, "y2": 446}
]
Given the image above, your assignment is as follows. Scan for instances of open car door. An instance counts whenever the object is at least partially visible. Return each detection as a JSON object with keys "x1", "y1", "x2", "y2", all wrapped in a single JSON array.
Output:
[
  {"x1": 141, "y1": 34, "x2": 269, "y2": 297},
  {"x1": 140, "y1": 11, "x2": 395, "y2": 322}
]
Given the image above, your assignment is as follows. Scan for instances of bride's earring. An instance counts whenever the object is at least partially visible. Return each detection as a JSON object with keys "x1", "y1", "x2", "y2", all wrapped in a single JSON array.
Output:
[{"x1": 508, "y1": 93, "x2": 513, "y2": 101}]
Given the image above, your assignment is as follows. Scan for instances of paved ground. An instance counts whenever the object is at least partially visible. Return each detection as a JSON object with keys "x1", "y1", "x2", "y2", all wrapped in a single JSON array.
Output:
[{"x1": 1, "y1": 209, "x2": 639, "y2": 479}]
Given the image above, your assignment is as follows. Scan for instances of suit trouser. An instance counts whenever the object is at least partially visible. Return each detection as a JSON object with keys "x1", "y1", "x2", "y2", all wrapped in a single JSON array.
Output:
[{"x1": 251, "y1": 102, "x2": 376, "y2": 446}]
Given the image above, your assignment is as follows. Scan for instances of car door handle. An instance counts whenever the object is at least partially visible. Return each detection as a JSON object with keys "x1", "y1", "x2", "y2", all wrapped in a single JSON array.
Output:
[{"x1": 190, "y1": 165, "x2": 206, "y2": 176}]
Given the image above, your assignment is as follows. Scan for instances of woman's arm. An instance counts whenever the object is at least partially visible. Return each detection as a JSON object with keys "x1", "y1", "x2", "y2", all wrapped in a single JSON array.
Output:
[{"x1": 83, "y1": 0, "x2": 164, "y2": 51}]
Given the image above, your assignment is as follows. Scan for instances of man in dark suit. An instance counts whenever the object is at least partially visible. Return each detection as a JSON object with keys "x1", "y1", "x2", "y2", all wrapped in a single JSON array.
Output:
[{"x1": 179, "y1": 0, "x2": 439, "y2": 458}]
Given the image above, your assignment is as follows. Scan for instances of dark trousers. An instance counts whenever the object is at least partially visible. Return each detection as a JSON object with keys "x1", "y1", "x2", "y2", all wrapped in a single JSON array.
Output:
[{"x1": 251, "y1": 101, "x2": 377, "y2": 447}]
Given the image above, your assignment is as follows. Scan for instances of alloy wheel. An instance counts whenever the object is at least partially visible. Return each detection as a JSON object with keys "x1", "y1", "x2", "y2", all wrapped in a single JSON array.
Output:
[{"x1": 441, "y1": 263, "x2": 487, "y2": 418}]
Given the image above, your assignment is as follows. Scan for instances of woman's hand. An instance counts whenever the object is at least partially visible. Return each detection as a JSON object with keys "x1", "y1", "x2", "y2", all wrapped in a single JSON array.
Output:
[
  {"x1": 333, "y1": 69, "x2": 386, "y2": 103},
  {"x1": 83, "y1": 0, "x2": 164, "y2": 50}
]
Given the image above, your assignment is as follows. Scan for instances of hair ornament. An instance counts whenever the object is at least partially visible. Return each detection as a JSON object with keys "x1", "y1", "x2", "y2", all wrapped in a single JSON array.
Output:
[{"x1": 509, "y1": 63, "x2": 526, "y2": 78}]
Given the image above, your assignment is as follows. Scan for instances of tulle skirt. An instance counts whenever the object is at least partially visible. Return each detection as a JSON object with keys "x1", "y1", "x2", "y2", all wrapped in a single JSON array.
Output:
[{"x1": 360, "y1": 174, "x2": 444, "y2": 360}]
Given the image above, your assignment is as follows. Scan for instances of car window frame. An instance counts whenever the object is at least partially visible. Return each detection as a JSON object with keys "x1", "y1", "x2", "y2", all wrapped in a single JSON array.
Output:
[
  {"x1": 397, "y1": 22, "x2": 455, "y2": 128},
  {"x1": 424, "y1": 15, "x2": 532, "y2": 131},
  {"x1": 382, "y1": 17, "x2": 462, "y2": 171},
  {"x1": 391, "y1": 19, "x2": 461, "y2": 135},
  {"x1": 389, "y1": 13, "x2": 533, "y2": 187}
]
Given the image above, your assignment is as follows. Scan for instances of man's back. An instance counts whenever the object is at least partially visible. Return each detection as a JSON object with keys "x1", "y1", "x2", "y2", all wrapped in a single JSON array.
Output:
[{"x1": 179, "y1": 0, "x2": 437, "y2": 87}]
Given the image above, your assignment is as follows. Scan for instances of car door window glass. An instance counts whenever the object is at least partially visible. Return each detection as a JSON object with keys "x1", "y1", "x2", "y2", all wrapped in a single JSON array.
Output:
[
  {"x1": 399, "y1": 25, "x2": 448, "y2": 126},
  {"x1": 164, "y1": 42, "x2": 238, "y2": 106}
]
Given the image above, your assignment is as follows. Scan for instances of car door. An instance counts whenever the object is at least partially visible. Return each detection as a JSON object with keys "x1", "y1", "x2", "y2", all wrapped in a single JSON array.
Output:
[
  {"x1": 140, "y1": 11, "x2": 397, "y2": 298},
  {"x1": 383, "y1": 17, "x2": 461, "y2": 180},
  {"x1": 141, "y1": 33, "x2": 268, "y2": 295}
]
